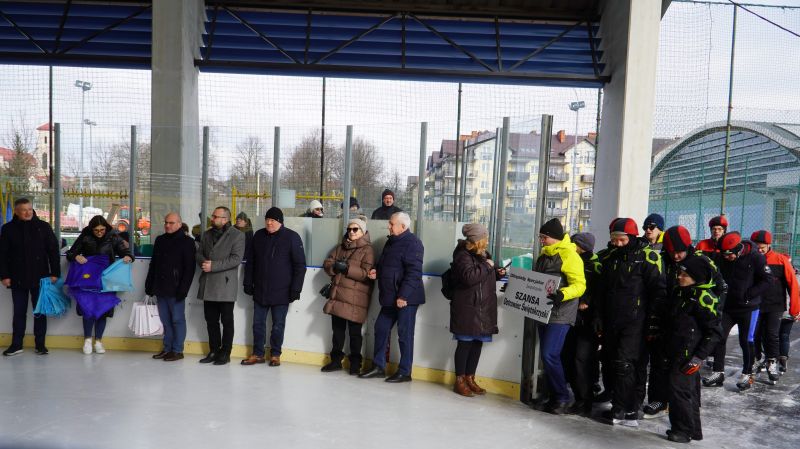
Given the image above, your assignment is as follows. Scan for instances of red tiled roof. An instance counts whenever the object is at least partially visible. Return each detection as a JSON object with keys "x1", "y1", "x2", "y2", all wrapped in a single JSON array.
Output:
[{"x1": 36, "y1": 123, "x2": 51, "y2": 131}]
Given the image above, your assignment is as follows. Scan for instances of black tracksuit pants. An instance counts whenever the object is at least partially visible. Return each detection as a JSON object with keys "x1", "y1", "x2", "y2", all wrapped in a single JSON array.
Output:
[
  {"x1": 668, "y1": 360, "x2": 702, "y2": 440},
  {"x1": 754, "y1": 310, "x2": 783, "y2": 360},
  {"x1": 635, "y1": 339, "x2": 670, "y2": 406},
  {"x1": 712, "y1": 309, "x2": 759, "y2": 374},
  {"x1": 562, "y1": 324, "x2": 598, "y2": 405},
  {"x1": 602, "y1": 321, "x2": 645, "y2": 414}
]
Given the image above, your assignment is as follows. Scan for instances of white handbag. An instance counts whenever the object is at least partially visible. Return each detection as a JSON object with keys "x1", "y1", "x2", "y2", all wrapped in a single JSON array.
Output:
[{"x1": 128, "y1": 295, "x2": 164, "y2": 337}]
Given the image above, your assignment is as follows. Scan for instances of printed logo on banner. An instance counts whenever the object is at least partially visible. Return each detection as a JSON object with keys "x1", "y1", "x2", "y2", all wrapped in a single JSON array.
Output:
[{"x1": 501, "y1": 267, "x2": 561, "y2": 324}]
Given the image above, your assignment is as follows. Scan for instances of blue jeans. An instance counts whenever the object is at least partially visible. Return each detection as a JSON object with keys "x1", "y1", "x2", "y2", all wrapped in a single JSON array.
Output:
[
  {"x1": 157, "y1": 296, "x2": 187, "y2": 353},
  {"x1": 12, "y1": 287, "x2": 45, "y2": 348},
  {"x1": 253, "y1": 303, "x2": 289, "y2": 357},
  {"x1": 373, "y1": 305, "x2": 419, "y2": 375},
  {"x1": 539, "y1": 323, "x2": 572, "y2": 403},
  {"x1": 83, "y1": 317, "x2": 107, "y2": 339}
]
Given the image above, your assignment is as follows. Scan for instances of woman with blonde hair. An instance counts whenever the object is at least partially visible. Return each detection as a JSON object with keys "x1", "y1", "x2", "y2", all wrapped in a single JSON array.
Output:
[{"x1": 449, "y1": 223, "x2": 505, "y2": 396}]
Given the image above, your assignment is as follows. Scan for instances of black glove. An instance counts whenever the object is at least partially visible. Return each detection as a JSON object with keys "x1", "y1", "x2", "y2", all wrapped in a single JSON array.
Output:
[
  {"x1": 290, "y1": 290, "x2": 301, "y2": 302},
  {"x1": 499, "y1": 283, "x2": 507, "y2": 293},
  {"x1": 145, "y1": 290, "x2": 154, "y2": 297},
  {"x1": 546, "y1": 290, "x2": 564, "y2": 305},
  {"x1": 333, "y1": 260, "x2": 349, "y2": 275},
  {"x1": 680, "y1": 356, "x2": 704, "y2": 375},
  {"x1": 244, "y1": 284, "x2": 254, "y2": 296},
  {"x1": 592, "y1": 316, "x2": 603, "y2": 336}
]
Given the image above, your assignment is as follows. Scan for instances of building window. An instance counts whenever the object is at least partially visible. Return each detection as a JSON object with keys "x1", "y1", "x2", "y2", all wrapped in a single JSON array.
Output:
[{"x1": 480, "y1": 181, "x2": 487, "y2": 189}]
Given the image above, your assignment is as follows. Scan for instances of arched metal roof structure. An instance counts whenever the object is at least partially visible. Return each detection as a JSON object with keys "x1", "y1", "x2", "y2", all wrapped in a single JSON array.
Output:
[{"x1": 0, "y1": 0, "x2": 607, "y2": 86}]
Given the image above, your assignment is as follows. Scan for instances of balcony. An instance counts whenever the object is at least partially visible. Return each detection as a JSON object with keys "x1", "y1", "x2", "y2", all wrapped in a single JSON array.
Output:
[
  {"x1": 507, "y1": 172, "x2": 530, "y2": 182},
  {"x1": 548, "y1": 173, "x2": 569, "y2": 182},
  {"x1": 580, "y1": 189, "x2": 593, "y2": 199},
  {"x1": 550, "y1": 156, "x2": 567, "y2": 165},
  {"x1": 546, "y1": 190, "x2": 568, "y2": 199},
  {"x1": 580, "y1": 174, "x2": 594, "y2": 183},
  {"x1": 579, "y1": 209, "x2": 592, "y2": 218},
  {"x1": 506, "y1": 206, "x2": 530, "y2": 214},
  {"x1": 546, "y1": 208, "x2": 567, "y2": 217},
  {"x1": 507, "y1": 189, "x2": 528, "y2": 198}
]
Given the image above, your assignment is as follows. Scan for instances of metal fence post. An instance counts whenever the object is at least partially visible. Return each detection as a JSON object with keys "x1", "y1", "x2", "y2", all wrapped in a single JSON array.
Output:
[
  {"x1": 790, "y1": 174, "x2": 800, "y2": 262},
  {"x1": 740, "y1": 155, "x2": 749, "y2": 230},
  {"x1": 53, "y1": 123, "x2": 62, "y2": 245},
  {"x1": 342, "y1": 125, "x2": 354, "y2": 232},
  {"x1": 201, "y1": 126, "x2": 209, "y2": 239},
  {"x1": 273, "y1": 126, "x2": 281, "y2": 208},
  {"x1": 417, "y1": 122, "x2": 427, "y2": 237},
  {"x1": 129, "y1": 126, "x2": 137, "y2": 250},
  {"x1": 489, "y1": 127, "x2": 501, "y2": 242},
  {"x1": 492, "y1": 117, "x2": 510, "y2": 261}
]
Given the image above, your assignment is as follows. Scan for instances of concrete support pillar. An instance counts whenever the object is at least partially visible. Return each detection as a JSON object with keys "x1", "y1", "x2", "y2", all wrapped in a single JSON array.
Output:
[
  {"x1": 590, "y1": 0, "x2": 662, "y2": 241},
  {"x1": 150, "y1": 0, "x2": 205, "y2": 235}
]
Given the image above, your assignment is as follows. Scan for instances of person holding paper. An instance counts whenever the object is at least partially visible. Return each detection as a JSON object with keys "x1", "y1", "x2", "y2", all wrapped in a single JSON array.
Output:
[
  {"x1": 66, "y1": 215, "x2": 133, "y2": 355},
  {"x1": 533, "y1": 218, "x2": 586, "y2": 415}
]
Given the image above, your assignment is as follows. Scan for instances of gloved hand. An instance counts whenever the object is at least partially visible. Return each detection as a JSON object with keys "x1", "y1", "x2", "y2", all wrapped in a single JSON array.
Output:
[
  {"x1": 499, "y1": 283, "x2": 507, "y2": 293},
  {"x1": 680, "y1": 356, "x2": 704, "y2": 375},
  {"x1": 546, "y1": 290, "x2": 564, "y2": 305},
  {"x1": 592, "y1": 316, "x2": 603, "y2": 337},
  {"x1": 244, "y1": 284, "x2": 254, "y2": 296},
  {"x1": 333, "y1": 260, "x2": 349, "y2": 275},
  {"x1": 646, "y1": 321, "x2": 661, "y2": 342},
  {"x1": 290, "y1": 290, "x2": 301, "y2": 302}
]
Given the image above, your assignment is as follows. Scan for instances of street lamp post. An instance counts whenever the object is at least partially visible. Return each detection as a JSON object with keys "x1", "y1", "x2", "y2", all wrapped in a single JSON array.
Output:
[
  {"x1": 75, "y1": 80, "x2": 92, "y2": 226},
  {"x1": 84, "y1": 119, "x2": 96, "y2": 207},
  {"x1": 568, "y1": 100, "x2": 585, "y2": 232}
]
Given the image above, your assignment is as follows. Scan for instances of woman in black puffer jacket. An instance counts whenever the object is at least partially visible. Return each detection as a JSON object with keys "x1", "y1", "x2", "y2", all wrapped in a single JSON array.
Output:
[
  {"x1": 449, "y1": 223, "x2": 504, "y2": 397},
  {"x1": 66, "y1": 215, "x2": 133, "y2": 354}
]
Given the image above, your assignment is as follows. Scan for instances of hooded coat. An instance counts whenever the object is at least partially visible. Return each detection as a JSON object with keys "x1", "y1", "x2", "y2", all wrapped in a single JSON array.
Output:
[
  {"x1": 322, "y1": 232, "x2": 375, "y2": 323},
  {"x1": 449, "y1": 240, "x2": 499, "y2": 336},
  {"x1": 534, "y1": 234, "x2": 587, "y2": 326}
]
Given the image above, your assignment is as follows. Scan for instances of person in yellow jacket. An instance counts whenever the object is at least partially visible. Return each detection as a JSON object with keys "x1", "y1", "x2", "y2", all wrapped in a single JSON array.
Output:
[{"x1": 533, "y1": 218, "x2": 587, "y2": 415}]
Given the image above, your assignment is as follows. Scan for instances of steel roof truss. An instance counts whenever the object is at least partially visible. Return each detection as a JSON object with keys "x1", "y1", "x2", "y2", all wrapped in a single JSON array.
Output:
[
  {"x1": 409, "y1": 13, "x2": 494, "y2": 72},
  {"x1": 58, "y1": 4, "x2": 151, "y2": 55},
  {"x1": 311, "y1": 13, "x2": 396, "y2": 65},
  {"x1": 0, "y1": 8, "x2": 47, "y2": 53},
  {"x1": 508, "y1": 20, "x2": 582, "y2": 72},
  {"x1": 223, "y1": 6, "x2": 300, "y2": 64}
]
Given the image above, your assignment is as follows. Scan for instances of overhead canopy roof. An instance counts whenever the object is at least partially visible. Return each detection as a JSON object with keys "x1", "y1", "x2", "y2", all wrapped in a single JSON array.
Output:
[{"x1": 0, "y1": 0, "x2": 606, "y2": 87}]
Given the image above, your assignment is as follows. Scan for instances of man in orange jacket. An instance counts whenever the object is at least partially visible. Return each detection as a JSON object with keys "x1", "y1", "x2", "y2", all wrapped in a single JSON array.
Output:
[
  {"x1": 696, "y1": 216, "x2": 728, "y2": 256},
  {"x1": 751, "y1": 230, "x2": 799, "y2": 383}
]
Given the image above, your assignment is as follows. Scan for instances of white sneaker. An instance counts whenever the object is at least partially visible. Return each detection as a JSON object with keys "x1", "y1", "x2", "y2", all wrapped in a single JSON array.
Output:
[
  {"x1": 82, "y1": 339, "x2": 92, "y2": 355},
  {"x1": 94, "y1": 341, "x2": 106, "y2": 354}
]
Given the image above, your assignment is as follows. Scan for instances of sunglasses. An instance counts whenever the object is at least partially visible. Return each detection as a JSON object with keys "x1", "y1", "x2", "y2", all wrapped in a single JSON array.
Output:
[
  {"x1": 645, "y1": 224, "x2": 658, "y2": 231},
  {"x1": 347, "y1": 227, "x2": 361, "y2": 233}
]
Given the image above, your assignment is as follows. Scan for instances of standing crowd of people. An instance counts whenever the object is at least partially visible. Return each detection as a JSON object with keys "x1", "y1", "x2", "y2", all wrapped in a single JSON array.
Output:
[{"x1": 2, "y1": 193, "x2": 798, "y2": 444}]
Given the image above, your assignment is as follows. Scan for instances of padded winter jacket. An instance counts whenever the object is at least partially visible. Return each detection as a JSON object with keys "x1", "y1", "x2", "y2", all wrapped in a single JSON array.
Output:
[
  {"x1": 449, "y1": 241, "x2": 499, "y2": 336},
  {"x1": 762, "y1": 249, "x2": 800, "y2": 316},
  {"x1": 0, "y1": 213, "x2": 60, "y2": 289},
  {"x1": 243, "y1": 226, "x2": 306, "y2": 306},
  {"x1": 375, "y1": 229, "x2": 425, "y2": 307},
  {"x1": 145, "y1": 230, "x2": 197, "y2": 301},
  {"x1": 534, "y1": 234, "x2": 586, "y2": 326},
  {"x1": 717, "y1": 240, "x2": 772, "y2": 314},
  {"x1": 663, "y1": 248, "x2": 727, "y2": 305},
  {"x1": 663, "y1": 283, "x2": 723, "y2": 364},
  {"x1": 597, "y1": 238, "x2": 666, "y2": 328},
  {"x1": 322, "y1": 232, "x2": 375, "y2": 323},
  {"x1": 695, "y1": 238, "x2": 719, "y2": 257}
]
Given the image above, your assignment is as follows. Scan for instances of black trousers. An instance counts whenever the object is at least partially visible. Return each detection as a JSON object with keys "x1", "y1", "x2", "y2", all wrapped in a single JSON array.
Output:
[
  {"x1": 330, "y1": 315, "x2": 363, "y2": 364},
  {"x1": 203, "y1": 301, "x2": 235, "y2": 354},
  {"x1": 602, "y1": 321, "x2": 645, "y2": 414},
  {"x1": 635, "y1": 340, "x2": 670, "y2": 406},
  {"x1": 780, "y1": 318, "x2": 795, "y2": 358},
  {"x1": 713, "y1": 309, "x2": 759, "y2": 374},
  {"x1": 754, "y1": 310, "x2": 783, "y2": 360},
  {"x1": 668, "y1": 360, "x2": 702, "y2": 440},
  {"x1": 562, "y1": 325, "x2": 598, "y2": 403},
  {"x1": 12, "y1": 287, "x2": 45, "y2": 348}
]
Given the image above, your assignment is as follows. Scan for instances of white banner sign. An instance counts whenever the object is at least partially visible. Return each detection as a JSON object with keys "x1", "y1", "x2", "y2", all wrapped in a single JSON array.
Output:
[{"x1": 501, "y1": 267, "x2": 561, "y2": 324}]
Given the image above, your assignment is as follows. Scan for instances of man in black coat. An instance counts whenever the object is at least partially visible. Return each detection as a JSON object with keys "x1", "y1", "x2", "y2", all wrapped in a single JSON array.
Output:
[
  {"x1": 242, "y1": 207, "x2": 307, "y2": 367},
  {"x1": 370, "y1": 189, "x2": 403, "y2": 220},
  {"x1": 0, "y1": 198, "x2": 61, "y2": 356},
  {"x1": 145, "y1": 212, "x2": 197, "y2": 362},
  {"x1": 359, "y1": 211, "x2": 425, "y2": 383}
]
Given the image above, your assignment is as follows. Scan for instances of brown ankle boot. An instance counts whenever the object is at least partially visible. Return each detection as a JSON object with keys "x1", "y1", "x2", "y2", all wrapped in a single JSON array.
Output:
[
  {"x1": 454, "y1": 375, "x2": 474, "y2": 397},
  {"x1": 465, "y1": 375, "x2": 486, "y2": 395}
]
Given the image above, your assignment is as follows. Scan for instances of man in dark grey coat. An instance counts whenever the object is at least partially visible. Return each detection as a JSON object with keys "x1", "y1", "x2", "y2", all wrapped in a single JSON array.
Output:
[
  {"x1": 242, "y1": 207, "x2": 306, "y2": 367},
  {"x1": 0, "y1": 198, "x2": 60, "y2": 356},
  {"x1": 196, "y1": 206, "x2": 245, "y2": 366}
]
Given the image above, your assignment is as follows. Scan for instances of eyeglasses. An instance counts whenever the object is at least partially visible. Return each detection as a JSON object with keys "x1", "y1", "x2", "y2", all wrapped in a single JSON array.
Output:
[
  {"x1": 645, "y1": 224, "x2": 658, "y2": 231},
  {"x1": 347, "y1": 227, "x2": 361, "y2": 233}
]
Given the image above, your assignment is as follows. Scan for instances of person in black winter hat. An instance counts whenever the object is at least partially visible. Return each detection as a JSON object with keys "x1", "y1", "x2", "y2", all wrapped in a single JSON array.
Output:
[
  {"x1": 265, "y1": 206, "x2": 284, "y2": 223},
  {"x1": 371, "y1": 189, "x2": 403, "y2": 220},
  {"x1": 642, "y1": 213, "x2": 665, "y2": 251},
  {"x1": 540, "y1": 218, "x2": 565, "y2": 240}
]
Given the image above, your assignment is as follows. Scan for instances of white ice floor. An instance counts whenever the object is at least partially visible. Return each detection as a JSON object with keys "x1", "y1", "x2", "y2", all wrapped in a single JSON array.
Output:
[{"x1": 1, "y1": 338, "x2": 799, "y2": 449}]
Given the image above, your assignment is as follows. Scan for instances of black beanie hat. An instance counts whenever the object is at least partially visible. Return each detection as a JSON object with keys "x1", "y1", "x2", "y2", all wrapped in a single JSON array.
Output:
[
  {"x1": 265, "y1": 207, "x2": 284, "y2": 224},
  {"x1": 381, "y1": 189, "x2": 395, "y2": 200},
  {"x1": 680, "y1": 256, "x2": 714, "y2": 285},
  {"x1": 539, "y1": 218, "x2": 564, "y2": 240}
]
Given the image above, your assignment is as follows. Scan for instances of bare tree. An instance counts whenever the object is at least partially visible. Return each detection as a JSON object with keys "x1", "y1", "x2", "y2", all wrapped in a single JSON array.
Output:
[
  {"x1": 2, "y1": 115, "x2": 36, "y2": 184},
  {"x1": 230, "y1": 136, "x2": 270, "y2": 190},
  {"x1": 283, "y1": 130, "x2": 337, "y2": 193}
]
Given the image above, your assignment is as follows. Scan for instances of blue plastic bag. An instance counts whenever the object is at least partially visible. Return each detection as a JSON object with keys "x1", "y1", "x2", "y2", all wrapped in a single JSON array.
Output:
[
  {"x1": 101, "y1": 259, "x2": 134, "y2": 292},
  {"x1": 69, "y1": 288, "x2": 121, "y2": 320},
  {"x1": 34, "y1": 277, "x2": 71, "y2": 317},
  {"x1": 65, "y1": 255, "x2": 109, "y2": 291}
]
